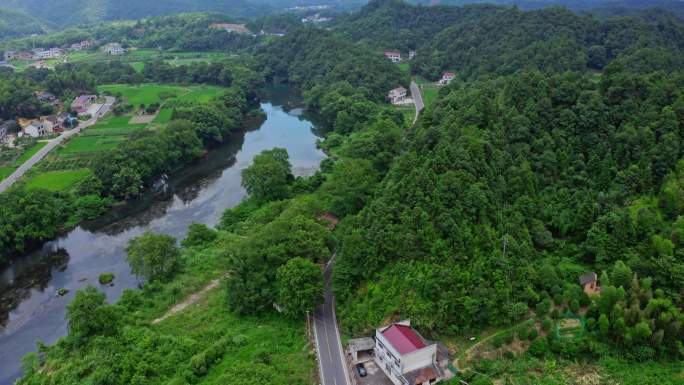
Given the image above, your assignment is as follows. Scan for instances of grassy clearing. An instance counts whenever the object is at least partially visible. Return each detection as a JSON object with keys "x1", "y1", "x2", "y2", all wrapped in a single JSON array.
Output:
[
  {"x1": 59, "y1": 136, "x2": 126, "y2": 154},
  {"x1": 97, "y1": 83, "x2": 188, "y2": 106},
  {"x1": 422, "y1": 87, "x2": 440, "y2": 107},
  {"x1": 0, "y1": 166, "x2": 14, "y2": 180},
  {"x1": 397, "y1": 62, "x2": 411, "y2": 75},
  {"x1": 25, "y1": 169, "x2": 92, "y2": 191},
  {"x1": 15, "y1": 142, "x2": 47, "y2": 164},
  {"x1": 174, "y1": 85, "x2": 225, "y2": 103},
  {"x1": 154, "y1": 108, "x2": 174, "y2": 123}
]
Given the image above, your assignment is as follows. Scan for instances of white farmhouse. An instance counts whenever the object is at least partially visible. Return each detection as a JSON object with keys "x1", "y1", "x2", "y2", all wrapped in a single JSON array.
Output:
[
  {"x1": 23, "y1": 120, "x2": 46, "y2": 138},
  {"x1": 384, "y1": 50, "x2": 402, "y2": 63},
  {"x1": 375, "y1": 321, "x2": 448, "y2": 385},
  {"x1": 388, "y1": 86, "x2": 407, "y2": 105},
  {"x1": 439, "y1": 72, "x2": 456, "y2": 85}
]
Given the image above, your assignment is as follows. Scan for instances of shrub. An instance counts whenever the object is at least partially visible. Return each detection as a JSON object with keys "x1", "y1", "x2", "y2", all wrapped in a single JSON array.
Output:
[
  {"x1": 98, "y1": 273, "x2": 115, "y2": 285},
  {"x1": 529, "y1": 338, "x2": 549, "y2": 357},
  {"x1": 528, "y1": 328, "x2": 538, "y2": 340},
  {"x1": 570, "y1": 299, "x2": 580, "y2": 313},
  {"x1": 541, "y1": 317, "x2": 553, "y2": 331}
]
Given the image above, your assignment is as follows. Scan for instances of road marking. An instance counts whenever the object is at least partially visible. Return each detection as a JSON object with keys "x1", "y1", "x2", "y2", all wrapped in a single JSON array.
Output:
[{"x1": 313, "y1": 311, "x2": 327, "y2": 385}]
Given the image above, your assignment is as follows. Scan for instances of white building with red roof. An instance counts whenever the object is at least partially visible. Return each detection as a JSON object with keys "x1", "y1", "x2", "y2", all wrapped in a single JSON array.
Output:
[
  {"x1": 384, "y1": 50, "x2": 402, "y2": 63},
  {"x1": 374, "y1": 320, "x2": 448, "y2": 385},
  {"x1": 439, "y1": 72, "x2": 456, "y2": 85}
]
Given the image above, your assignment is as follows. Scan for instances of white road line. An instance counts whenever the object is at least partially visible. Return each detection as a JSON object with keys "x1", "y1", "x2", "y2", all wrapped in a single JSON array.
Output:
[{"x1": 313, "y1": 312, "x2": 327, "y2": 385}]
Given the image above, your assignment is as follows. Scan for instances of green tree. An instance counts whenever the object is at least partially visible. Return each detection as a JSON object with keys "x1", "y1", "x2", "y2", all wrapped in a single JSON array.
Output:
[
  {"x1": 276, "y1": 257, "x2": 323, "y2": 318},
  {"x1": 66, "y1": 285, "x2": 119, "y2": 345},
  {"x1": 241, "y1": 148, "x2": 293, "y2": 202},
  {"x1": 182, "y1": 222, "x2": 218, "y2": 248},
  {"x1": 126, "y1": 231, "x2": 180, "y2": 282}
]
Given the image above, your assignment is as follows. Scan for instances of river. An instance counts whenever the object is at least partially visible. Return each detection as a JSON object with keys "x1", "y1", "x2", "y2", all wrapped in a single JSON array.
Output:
[{"x1": 0, "y1": 88, "x2": 326, "y2": 385}]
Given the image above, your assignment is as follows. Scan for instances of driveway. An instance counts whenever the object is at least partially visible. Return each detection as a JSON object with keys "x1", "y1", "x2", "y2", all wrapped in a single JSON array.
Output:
[
  {"x1": 0, "y1": 96, "x2": 115, "y2": 193},
  {"x1": 356, "y1": 360, "x2": 394, "y2": 385}
]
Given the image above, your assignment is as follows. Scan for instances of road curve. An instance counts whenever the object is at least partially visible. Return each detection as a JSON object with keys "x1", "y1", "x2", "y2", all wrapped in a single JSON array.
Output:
[
  {"x1": 313, "y1": 255, "x2": 351, "y2": 385},
  {"x1": 0, "y1": 96, "x2": 115, "y2": 193}
]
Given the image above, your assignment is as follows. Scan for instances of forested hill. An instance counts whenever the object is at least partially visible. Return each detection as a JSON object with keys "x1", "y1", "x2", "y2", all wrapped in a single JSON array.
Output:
[
  {"x1": 335, "y1": 0, "x2": 684, "y2": 80},
  {"x1": 0, "y1": 7, "x2": 43, "y2": 40}
]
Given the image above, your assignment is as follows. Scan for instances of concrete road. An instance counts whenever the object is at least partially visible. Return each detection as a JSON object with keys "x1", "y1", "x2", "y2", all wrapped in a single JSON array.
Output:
[
  {"x1": 0, "y1": 96, "x2": 115, "y2": 193},
  {"x1": 410, "y1": 81, "x2": 424, "y2": 125},
  {"x1": 313, "y1": 255, "x2": 351, "y2": 385}
]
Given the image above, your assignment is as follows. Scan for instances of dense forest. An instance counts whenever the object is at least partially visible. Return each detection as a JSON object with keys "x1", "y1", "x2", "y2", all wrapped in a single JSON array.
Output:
[{"x1": 0, "y1": 8, "x2": 43, "y2": 40}]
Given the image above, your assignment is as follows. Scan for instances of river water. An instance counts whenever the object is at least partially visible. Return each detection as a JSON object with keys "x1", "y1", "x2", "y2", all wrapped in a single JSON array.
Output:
[{"x1": 0, "y1": 88, "x2": 326, "y2": 385}]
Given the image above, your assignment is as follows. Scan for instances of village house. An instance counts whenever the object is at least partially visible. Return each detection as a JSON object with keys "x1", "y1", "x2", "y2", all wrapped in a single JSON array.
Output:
[
  {"x1": 374, "y1": 321, "x2": 450, "y2": 385},
  {"x1": 388, "y1": 86, "x2": 408, "y2": 105},
  {"x1": 439, "y1": 72, "x2": 456, "y2": 85},
  {"x1": 70, "y1": 40, "x2": 94, "y2": 51},
  {"x1": 71, "y1": 95, "x2": 97, "y2": 115},
  {"x1": 23, "y1": 120, "x2": 46, "y2": 138},
  {"x1": 4, "y1": 51, "x2": 18, "y2": 61},
  {"x1": 41, "y1": 115, "x2": 64, "y2": 133},
  {"x1": 36, "y1": 91, "x2": 57, "y2": 103},
  {"x1": 579, "y1": 272, "x2": 601, "y2": 295},
  {"x1": 384, "y1": 50, "x2": 402, "y2": 63},
  {"x1": 34, "y1": 48, "x2": 64, "y2": 60},
  {"x1": 408, "y1": 51, "x2": 416, "y2": 60},
  {"x1": 103, "y1": 43, "x2": 126, "y2": 55},
  {"x1": 18, "y1": 51, "x2": 34, "y2": 60}
]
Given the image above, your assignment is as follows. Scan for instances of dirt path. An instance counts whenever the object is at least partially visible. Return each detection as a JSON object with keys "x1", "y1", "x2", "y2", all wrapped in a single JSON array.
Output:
[{"x1": 152, "y1": 277, "x2": 222, "y2": 324}]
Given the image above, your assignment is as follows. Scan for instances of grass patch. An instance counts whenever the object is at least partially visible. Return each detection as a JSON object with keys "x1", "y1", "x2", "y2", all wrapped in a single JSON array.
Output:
[
  {"x1": 154, "y1": 108, "x2": 174, "y2": 123},
  {"x1": 422, "y1": 87, "x2": 440, "y2": 107},
  {"x1": 25, "y1": 169, "x2": 91, "y2": 191},
  {"x1": 97, "y1": 84, "x2": 187, "y2": 106},
  {"x1": 173, "y1": 85, "x2": 225, "y2": 103},
  {"x1": 397, "y1": 62, "x2": 411, "y2": 75},
  {"x1": 59, "y1": 136, "x2": 126, "y2": 154},
  {"x1": 0, "y1": 166, "x2": 15, "y2": 180}
]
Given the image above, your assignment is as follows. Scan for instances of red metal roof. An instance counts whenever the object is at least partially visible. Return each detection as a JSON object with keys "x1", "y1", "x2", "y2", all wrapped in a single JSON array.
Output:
[{"x1": 382, "y1": 324, "x2": 426, "y2": 355}]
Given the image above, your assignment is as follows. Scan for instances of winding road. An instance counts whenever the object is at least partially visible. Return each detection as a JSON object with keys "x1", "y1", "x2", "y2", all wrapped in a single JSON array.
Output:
[
  {"x1": 313, "y1": 254, "x2": 351, "y2": 385},
  {"x1": 0, "y1": 96, "x2": 115, "y2": 193}
]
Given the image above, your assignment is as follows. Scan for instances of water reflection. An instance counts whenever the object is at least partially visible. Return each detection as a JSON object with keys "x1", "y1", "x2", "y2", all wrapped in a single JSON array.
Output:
[{"x1": 0, "y1": 90, "x2": 326, "y2": 385}]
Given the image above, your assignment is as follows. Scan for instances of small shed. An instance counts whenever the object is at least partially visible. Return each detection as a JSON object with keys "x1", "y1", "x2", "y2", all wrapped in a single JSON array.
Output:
[
  {"x1": 579, "y1": 272, "x2": 600, "y2": 295},
  {"x1": 348, "y1": 337, "x2": 375, "y2": 363}
]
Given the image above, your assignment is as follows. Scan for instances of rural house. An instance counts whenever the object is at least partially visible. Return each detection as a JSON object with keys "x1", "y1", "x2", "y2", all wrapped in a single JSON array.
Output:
[
  {"x1": 70, "y1": 40, "x2": 94, "y2": 51},
  {"x1": 71, "y1": 95, "x2": 97, "y2": 114},
  {"x1": 18, "y1": 51, "x2": 34, "y2": 60},
  {"x1": 384, "y1": 50, "x2": 402, "y2": 63},
  {"x1": 408, "y1": 50, "x2": 416, "y2": 60},
  {"x1": 388, "y1": 86, "x2": 407, "y2": 105},
  {"x1": 103, "y1": 43, "x2": 126, "y2": 55},
  {"x1": 36, "y1": 91, "x2": 57, "y2": 103},
  {"x1": 375, "y1": 321, "x2": 450, "y2": 385},
  {"x1": 33, "y1": 48, "x2": 64, "y2": 60},
  {"x1": 579, "y1": 272, "x2": 600, "y2": 295},
  {"x1": 41, "y1": 115, "x2": 64, "y2": 133},
  {"x1": 23, "y1": 120, "x2": 46, "y2": 138},
  {"x1": 439, "y1": 72, "x2": 455, "y2": 85}
]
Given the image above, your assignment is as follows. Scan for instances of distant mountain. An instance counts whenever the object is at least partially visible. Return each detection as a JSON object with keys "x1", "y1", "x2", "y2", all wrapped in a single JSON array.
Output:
[
  {"x1": 0, "y1": 7, "x2": 44, "y2": 39},
  {"x1": 0, "y1": 0, "x2": 366, "y2": 27}
]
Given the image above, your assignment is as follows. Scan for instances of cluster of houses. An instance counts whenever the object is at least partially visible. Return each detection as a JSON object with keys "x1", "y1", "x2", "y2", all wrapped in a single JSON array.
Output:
[
  {"x1": 348, "y1": 320, "x2": 452, "y2": 385},
  {"x1": 19, "y1": 114, "x2": 77, "y2": 138},
  {"x1": 2, "y1": 40, "x2": 111, "y2": 63}
]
